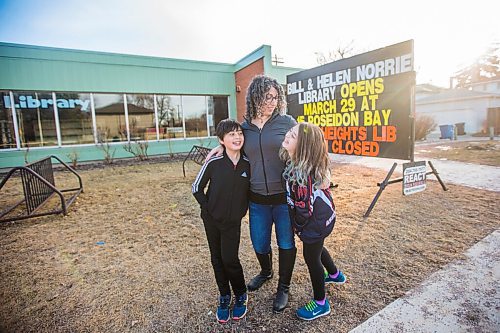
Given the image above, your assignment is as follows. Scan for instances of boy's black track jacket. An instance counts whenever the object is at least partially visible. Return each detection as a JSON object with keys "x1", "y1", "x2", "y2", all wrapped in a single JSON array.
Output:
[{"x1": 192, "y1": 151, "x2": 250, "y2": 222}]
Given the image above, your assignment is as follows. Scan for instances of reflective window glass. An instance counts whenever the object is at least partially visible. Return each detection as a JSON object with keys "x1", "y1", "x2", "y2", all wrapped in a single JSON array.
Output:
[
  {"x1": 209, "y1": 96, "x2": 229, "y2": 136},
  {"x1": 55, "y1": 92, "x2": 93, "y2": 145},
  {"x1": 126, "y1": 94, "x2": 156, "y2": 141},
  {"x1": 156, "y1": 95, "x2": 183, "y2": 139},
  {"x1": 183, "y1": 96, "x2": 208, "y2": 138},
  {"x1": 0, "y1": 92, "x2": 16, "y2": 149},
  {"x1": 12, "y1": 91, "x2": 57, "y2": 147},
  {"x1": 93, "y1": 94, "x2": 126, "y2": 142}
]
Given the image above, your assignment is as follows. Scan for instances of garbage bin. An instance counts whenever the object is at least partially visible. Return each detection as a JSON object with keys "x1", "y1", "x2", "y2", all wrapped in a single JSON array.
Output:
[
  {"x1": 455, "y1": 122, "x2": 466, "y2": 135},
  {"x1": 439, "y1": 125, "x2": 455, "y2": 140}
]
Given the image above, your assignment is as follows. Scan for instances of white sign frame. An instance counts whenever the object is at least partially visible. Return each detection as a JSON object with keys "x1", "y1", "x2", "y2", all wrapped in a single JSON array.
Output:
[{"x1": 403, "y1": 161, "x2": 427, "y2": 195}]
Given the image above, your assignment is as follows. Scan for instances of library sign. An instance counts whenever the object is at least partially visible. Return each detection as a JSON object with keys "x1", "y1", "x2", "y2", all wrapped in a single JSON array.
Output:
[
  {"x1": 287, "y1": 40, "x2": 415, "y2": 160},
  {"x1": 4, "y1": 95, "x2": 91, "y2": 111}
]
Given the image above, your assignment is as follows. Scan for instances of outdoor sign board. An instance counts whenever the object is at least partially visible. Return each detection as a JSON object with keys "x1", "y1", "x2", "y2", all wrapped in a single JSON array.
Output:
[
  {"x1": 403, "y1": 161, "x2": 427, "y2": 195},
  {"x1": 286, "y1": 40, "x2": 415, "y2": 160}
]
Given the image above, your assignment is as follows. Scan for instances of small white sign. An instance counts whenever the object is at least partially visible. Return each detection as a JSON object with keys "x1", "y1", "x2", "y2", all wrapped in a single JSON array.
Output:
[{"x1": 403, "y1": 161, "x2": 427, "y2": 195}]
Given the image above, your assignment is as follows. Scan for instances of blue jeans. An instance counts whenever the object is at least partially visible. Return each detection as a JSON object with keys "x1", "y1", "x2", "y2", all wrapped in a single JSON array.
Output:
[{"x1": 249, "y1": 201, "x2": 295, "y2": 254}]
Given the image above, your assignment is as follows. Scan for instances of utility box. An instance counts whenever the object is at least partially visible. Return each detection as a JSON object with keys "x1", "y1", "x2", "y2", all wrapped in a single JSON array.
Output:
[{"x1": 455, "y1": 122, "x2": 466, "y2": 135}]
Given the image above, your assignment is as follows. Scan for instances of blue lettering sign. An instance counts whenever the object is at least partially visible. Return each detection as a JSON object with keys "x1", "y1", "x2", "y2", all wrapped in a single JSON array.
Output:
[{"x1": 3, "y1": 95, "x2": 90, "y2": 111}]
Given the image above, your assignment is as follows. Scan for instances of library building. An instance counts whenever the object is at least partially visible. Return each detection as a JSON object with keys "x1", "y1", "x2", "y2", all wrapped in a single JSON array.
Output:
[{"x1": 0, "y1": 43, "x2": 300, "y2": 169}]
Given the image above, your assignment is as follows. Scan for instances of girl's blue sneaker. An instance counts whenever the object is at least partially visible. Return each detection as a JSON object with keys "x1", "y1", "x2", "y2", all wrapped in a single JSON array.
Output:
[
  {"x1": 296, "y1": 299, "x2": 331, "y2": 321},
  {"x1": 325, "y1": 270, "x2": 346, "y2": 284},
  {"x1": 216, "y1": 294, "x2": 231, "y2": 323}
]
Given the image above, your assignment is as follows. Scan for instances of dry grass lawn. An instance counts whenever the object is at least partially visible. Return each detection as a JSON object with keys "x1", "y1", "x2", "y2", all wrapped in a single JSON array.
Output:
[
  {"x1": 415, "y1": 140, "x2": 500, "y2": 166},
  {"x1": 0, "y1": 153, "x2": 499, "y2": 333}
]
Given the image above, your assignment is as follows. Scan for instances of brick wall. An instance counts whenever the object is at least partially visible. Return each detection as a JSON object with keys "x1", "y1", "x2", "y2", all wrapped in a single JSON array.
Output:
[{"x1": 234, "y1": 59, "x2": 264, "y2": 122}]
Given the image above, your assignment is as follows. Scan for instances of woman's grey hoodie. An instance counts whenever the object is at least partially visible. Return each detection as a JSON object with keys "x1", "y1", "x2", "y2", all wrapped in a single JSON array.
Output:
[{"x1": 241, "y1": 113, "x2": 296, "y2": 196}]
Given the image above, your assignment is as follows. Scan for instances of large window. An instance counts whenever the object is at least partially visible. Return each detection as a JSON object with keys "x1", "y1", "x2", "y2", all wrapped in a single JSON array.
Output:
[
  {"x1": 126, "y1": 94, "x2": 156, "y2": 141},
  {"x1": 209, "y1": 96, "x2": 229, "y2": 136},
  {"x1": 13, "y1": 91, "x2": 58, "y2": 147},
  {"x1": 156, "y1": 95, "x2": 182, "y2": 139},
  {"x1": 183, "y1": 96, "x2": 208, "y2": 138},
  {"x1": 2, "y1": 90, "x2": 230, "y2": 149},
  {"x1": 56, "y1": 92, "x2": 94, "y2": 145},
  {"x1": 0, "y1": 92, "x2": 16, "y2": 149},
  {"x1": 94, "y1": 93, "x2": 126, "y2": 143}
]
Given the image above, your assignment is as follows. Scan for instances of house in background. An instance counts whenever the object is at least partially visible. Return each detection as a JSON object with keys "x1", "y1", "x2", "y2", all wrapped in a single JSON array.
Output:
[{"x1": 416, "y1": 79, "x2": 500, "y2": 136}]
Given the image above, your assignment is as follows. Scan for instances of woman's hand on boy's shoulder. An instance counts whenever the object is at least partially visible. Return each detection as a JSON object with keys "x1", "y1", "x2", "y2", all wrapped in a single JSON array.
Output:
[{"x1": 205, "y1": 145, "x2": 224, "y2": 162}]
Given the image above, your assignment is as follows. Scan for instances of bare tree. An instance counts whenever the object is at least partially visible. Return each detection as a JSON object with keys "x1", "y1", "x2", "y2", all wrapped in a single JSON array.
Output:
[
  {"x1": 315, "y1": 40, "x2": 356, "y2": 65},
  {"x1": 98, "y1": 142, "x2": 116, "y2": 164},
  {"x1": 96, "y1": 128, "x2": 116, "y2": 164},
  {"x1": 130, "y1": 94, "x2": 154, "y2": 109},
  {"x1": 123, "y1": 141, "x2": 149, "y2": 161},
  {"x1": 156, "y1": 96, "x2": 180, "y2": 127},
  {"x1": 66, "y1": 150, "x2": 79, "y2": 169},
  {"x1": 453, "y1": 41, "x2": 499, "y2": 88}
]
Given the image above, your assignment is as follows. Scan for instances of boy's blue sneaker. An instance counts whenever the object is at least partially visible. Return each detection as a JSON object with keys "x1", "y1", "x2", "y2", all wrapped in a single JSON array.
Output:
[
  {"x1": 296, "y1": 299, "x2": 331, "y2": 321},
  {"x1": 325, "y1": 270, "x2": 346, "y2": 284},
  {"x1": 216, "y1": 294, "x2": 231, "y2": 323},
  {"x1": 232, "y1": 293, "x2": 248, "y2": 320}
]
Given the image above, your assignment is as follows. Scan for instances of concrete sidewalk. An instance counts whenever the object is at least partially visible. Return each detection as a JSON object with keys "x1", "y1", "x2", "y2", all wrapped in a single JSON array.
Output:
[
  {"x1": 350, "y1": 229, "x2": 500, "y2": 332},
  {"x1": 341, "y1": 137, "x2": 500, "y2": 332}
]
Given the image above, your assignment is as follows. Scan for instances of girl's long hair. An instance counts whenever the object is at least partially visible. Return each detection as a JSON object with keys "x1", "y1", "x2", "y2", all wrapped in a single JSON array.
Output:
[
  {"x1": 244, "y1": 75, "x2": 287, "y2": 121},
  {"x1": 281, "y1": 122, "x2": 331, "y2": 189}
]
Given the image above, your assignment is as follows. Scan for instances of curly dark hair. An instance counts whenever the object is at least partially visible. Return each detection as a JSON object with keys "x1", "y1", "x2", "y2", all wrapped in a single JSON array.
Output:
[{"x1": 244, "y1": 75, "x2": 287, "y2": 121}]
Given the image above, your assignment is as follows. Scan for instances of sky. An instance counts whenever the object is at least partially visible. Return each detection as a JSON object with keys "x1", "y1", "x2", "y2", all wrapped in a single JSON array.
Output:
[{"x1": 0, "y1": 0, "x2": 498, "y2": 88}]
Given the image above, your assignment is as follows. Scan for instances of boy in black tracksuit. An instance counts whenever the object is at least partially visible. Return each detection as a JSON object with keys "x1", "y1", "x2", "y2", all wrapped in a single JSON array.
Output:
[{"x1": 192, "y1": 119, "x2": 250, "y2": 323}]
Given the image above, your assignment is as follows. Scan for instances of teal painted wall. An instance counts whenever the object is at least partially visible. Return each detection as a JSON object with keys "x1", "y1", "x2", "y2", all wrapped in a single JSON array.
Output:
[
  {"x1": 0, "y1": 138, "x2": 220, "y2": 169},
  {"x1": 269, "y1": 66, "x2": 302, "y2": 84},
  {"x1": 1, "y1": 57, "x2": 235, "y2": 94},
  {"x1": 234, "y1": 45, "x2": 271, "y2": 72},
  {"x1": 0, "y1": 42, "x2": 238, "y2": 113},
  {"x1": 0, "y1": 43, "x2": 235, "y2": 91}
]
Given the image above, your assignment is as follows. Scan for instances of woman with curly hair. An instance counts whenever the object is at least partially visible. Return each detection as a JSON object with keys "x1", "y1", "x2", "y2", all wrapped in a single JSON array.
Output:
[{"x1": 207, "y1": 75, "x2": 297, "y2": 313}]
